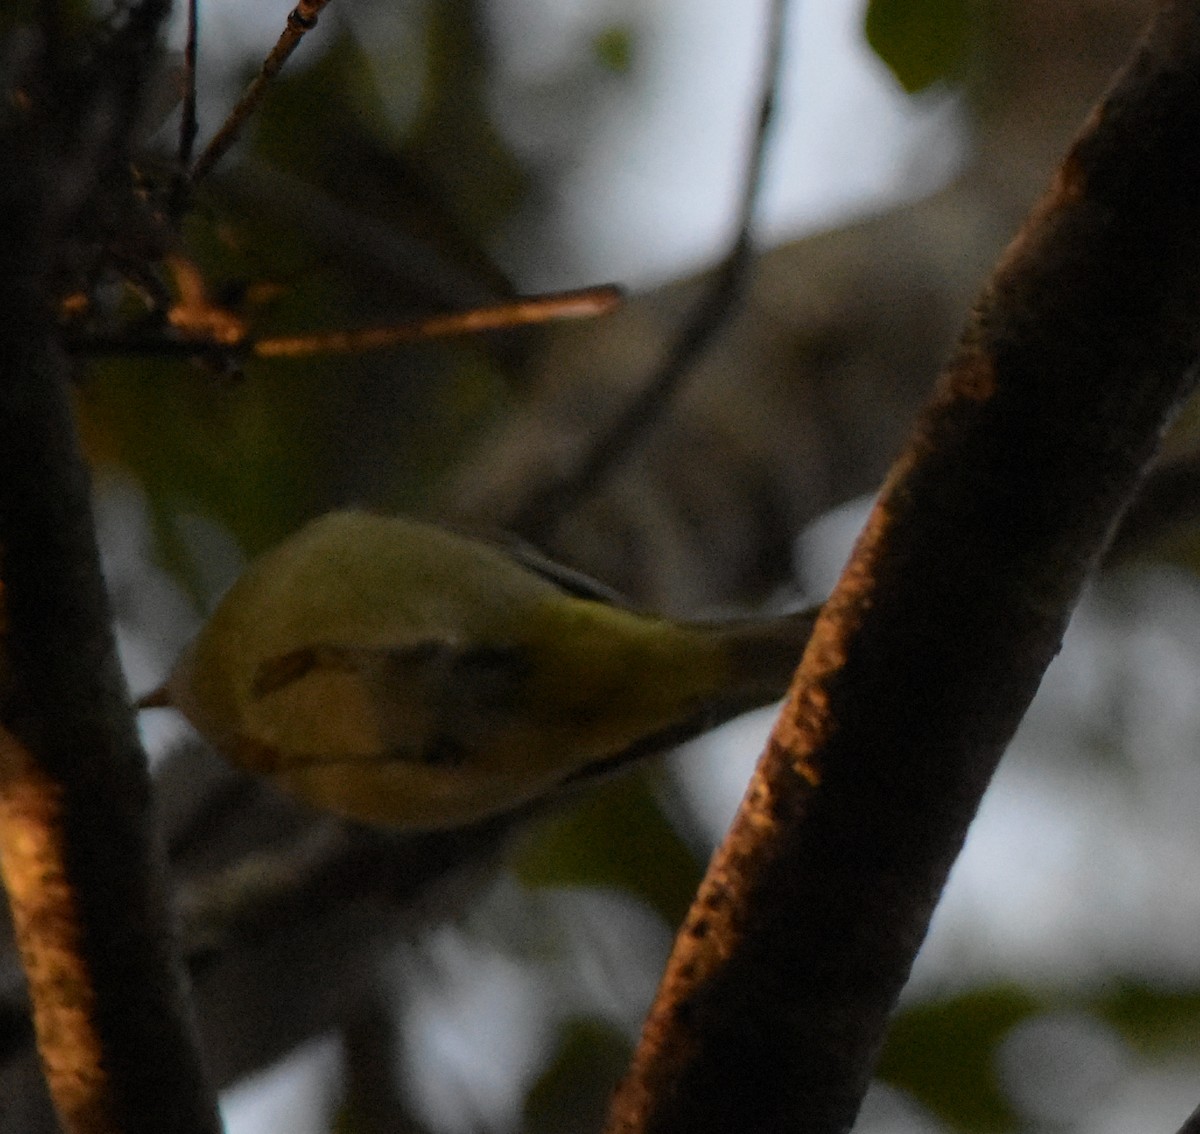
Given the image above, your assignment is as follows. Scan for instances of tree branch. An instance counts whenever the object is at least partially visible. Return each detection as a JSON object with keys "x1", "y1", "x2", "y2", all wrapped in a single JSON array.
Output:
[
  {"x1": 0, "y1": 32, "x2": 220, "y2": 1134},
  {"x1": 0, "y1": 728, "x2": 112, "y2": 1133},
  {"x1": 1177, "y1": 1099, "x2": 1200, "y2": 1134},
  {"x1": 606, "y1": 3, "x2": 1200, "y2": 1131},
  {"x1": 189, "y1": 0, "x2": 334, "y2": 187}
]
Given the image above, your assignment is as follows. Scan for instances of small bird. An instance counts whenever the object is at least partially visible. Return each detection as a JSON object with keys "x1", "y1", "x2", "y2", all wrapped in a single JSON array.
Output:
[{"x1": 142, "y1": 511, "x2": 818, "y2": 830}]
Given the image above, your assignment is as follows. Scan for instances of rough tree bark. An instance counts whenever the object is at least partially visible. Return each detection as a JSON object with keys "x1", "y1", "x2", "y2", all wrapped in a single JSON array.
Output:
[
  {"x1": 0, "y1": 7, "x2": 223, "y2": 1132},
  {"x1": 607, "y1": 3, "x2": 1200, "y2": 1131}
]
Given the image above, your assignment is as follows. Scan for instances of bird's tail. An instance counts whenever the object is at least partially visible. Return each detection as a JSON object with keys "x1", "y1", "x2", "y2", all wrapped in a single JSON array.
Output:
[{"x1": 701, "y1": 603, "x2": 821, "y2": 707}]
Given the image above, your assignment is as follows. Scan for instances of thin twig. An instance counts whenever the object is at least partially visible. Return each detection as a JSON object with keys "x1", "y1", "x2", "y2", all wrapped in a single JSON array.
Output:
[
  {"x1": 63, "y1": 284, "x2": 624, "y2": 360},
  {"x1": 177, "y1": 0, "x2": 199, "y2": 169},
  {"x1": 606, "y1": 2, "x2": 1200, "y2": 1131},
  {"x1": 252, "y1": 284, "x2": 623, "y2": 357},
  {"x1": 511, "y1": 0, "x2": 789, "y2": 542},
  {"x1": 189, "y1": 0, "x2": 333, "y2": 186}
]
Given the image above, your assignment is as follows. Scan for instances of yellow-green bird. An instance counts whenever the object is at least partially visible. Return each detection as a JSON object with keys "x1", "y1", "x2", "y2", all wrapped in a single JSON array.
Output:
[{"x1": 144, "y1": 511, "x2": 818, "y2": 830}]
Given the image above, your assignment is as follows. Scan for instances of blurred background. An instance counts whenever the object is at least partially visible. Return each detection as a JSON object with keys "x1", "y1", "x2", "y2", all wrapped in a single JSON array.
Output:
[{"x1": 17, "y1": 0, "x2": 1200, "y2": 1130}]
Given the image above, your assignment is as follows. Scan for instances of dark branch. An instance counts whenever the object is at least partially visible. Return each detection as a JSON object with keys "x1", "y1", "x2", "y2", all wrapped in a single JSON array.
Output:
[
  {"x1": 606, "y1": 4, "x2": 1200, "y2": 1132},
  {"x1": 1177, "y1": 1099, "x2": 1200, "y2": 1134},
  {"x1": 0, "y1": 19, "x2": 221, "y2": 1134},
  {"x1": 64, "y1": 284, "x2": 623, "y2": 364},
  {"x1": 178, "y1": 0, "x2": 200, "y2": 170}
]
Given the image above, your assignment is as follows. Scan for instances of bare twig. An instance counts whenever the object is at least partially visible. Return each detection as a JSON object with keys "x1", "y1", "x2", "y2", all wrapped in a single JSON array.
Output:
[
  {"x1": 189, "y1": 0, "x2": 333, "y2": 186},
  {"x1": 251, "y1": 284, "x2": 623, "y2": 357},
  {"x1": 64, "y1": 283, "x2": 623, "y2": 361},
  {"x1": 606, "y1": 3, "x2": 1200, "y2": 1132},
  {"x1": 177, "y1": 0, "x2": 199, "y2": 169},
  {"x1": 512, "y1": 0, "x2": 789, "y2": 542}
]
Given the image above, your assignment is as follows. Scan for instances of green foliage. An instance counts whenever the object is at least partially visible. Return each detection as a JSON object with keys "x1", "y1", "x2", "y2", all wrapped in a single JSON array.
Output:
[
  {"x1": 877, "y1": 985, "x2": 1042, "y2": 1131},
  {"x1": 877, "y1": 979, "x2": 1200, "y2": 1130},
  {"x1": 250, "y1": 19, "x2": 521, "y2": 287},
  {"x1": 593, "y1": 26, "x2": 635, "y2": 75},
  {"x1": 523, "y1": 1018, "x2": 633, "y2": 1134},
  {"x1": 248, "y1": 29, "x2": 389, "y2": 183},
  {"x1": 77, "y1": 353, "x2": 335, "y2": 592},
  {"x1": 1094, "y1": 981, "x2": 1200, "y2": 1055},
  {"x1": 864, "y1": 0, "x2": 971, "y2": 94},
  {"x1": 80, "y1": 3, "x2": 527, "y2": 582},
  {"x1": 405, "y1": 3, "x2": 528, "y2": 254},
  {"x1": 78, "y1": 186, "x2": 506, "y2": 588},
  {"x1": 515, "y1": 774, "x2": 703, "y2": 928},
  {"x1": 0, "y1": 0, "x2": 90, "y2": 45}
]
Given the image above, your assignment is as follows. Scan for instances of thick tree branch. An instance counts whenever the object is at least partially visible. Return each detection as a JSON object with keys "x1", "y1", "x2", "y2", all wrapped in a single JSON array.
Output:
[
  {"x1": 606, "y1": 3, "x2": 1200, "y2": 1132},
  {"x1": 0, "y1": 35, "x2": 221, "y2": 1134},
  {"x1": 0, "y1": 728, "x2": 112, "y2": 1133},
  {"x1": 1177, "y1": 1100, "x2": 1200, "y2": 1134}
]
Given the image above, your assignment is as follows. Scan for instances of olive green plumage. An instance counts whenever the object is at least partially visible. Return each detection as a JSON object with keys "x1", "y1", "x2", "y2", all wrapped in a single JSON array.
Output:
[{"x1": 150, "y1": 511, "x2": 818, "y2": 830}]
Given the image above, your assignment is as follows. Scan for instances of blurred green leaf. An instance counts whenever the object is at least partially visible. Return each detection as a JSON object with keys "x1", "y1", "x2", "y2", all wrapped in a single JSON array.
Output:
[
  {"x1": 247, "y1": 22, "x2": 516, "y2": 302},
  {"x1": 1093, "y1": 981, "x2": 1200, "y2": 1055},
  {"x1": 593, "y1": 26, "x2": 635, "y2": 75},
  {"x1": 78, "y1": 4, "x2": 532, "y2": 586},
  {"x1": 1, "y1": 0, "x2": 94, "y2": 47},
  {"x1": 523, "y1": 1018, "x2": 631, "y2": 1134},
  {"x1": 405, "y1": 1, "x2": 527, "y2": 255},
  {"x1": 876, "y1": 979, "x2": 1200, "y2": 1132},
  {"x1": 77, "y1": 355, "x2": 331, "y2": 586},
  {"x1": 864, "y1": 0, "x2": 971, "y2": 94},
  {"x1": 515, "y1": 773, "x2": 703, "y2": 927},
  {"x1": 877, "y1": 985, "x2": 1043, "y2": 1131},
  {"x1": 79, "y1": 336, "x2": 508, "y2": 599}
]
